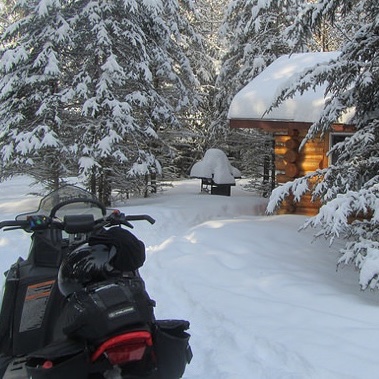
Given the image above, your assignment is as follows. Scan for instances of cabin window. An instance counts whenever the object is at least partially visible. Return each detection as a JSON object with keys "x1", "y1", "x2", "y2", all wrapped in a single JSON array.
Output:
[{"x1": 329, "y1": 133, "x2": 353, "y2": 165}]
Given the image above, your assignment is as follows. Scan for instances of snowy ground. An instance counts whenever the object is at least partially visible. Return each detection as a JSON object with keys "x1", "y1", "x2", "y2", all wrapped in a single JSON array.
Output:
[{"x1": 1, "y1": 176, "x2": 379, "y2": 378}]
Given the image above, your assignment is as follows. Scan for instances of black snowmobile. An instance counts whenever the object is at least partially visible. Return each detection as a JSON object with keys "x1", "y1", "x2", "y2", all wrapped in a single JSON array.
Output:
[{"x1": 0, "y1": 185, "x2": 192, "y2": 378}]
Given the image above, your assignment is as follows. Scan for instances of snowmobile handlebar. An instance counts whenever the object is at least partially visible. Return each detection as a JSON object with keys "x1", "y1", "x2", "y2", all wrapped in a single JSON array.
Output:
[
  {"x1": 117, "y1": 213, "x2": 156, "y2": 225},
  {"x1": 0, "y1": 211, "x2": 155, "y2": 233},
  {"x1": 0, "y1": 219, "x2": 31, "y2": 230},
  {"x1": 103, "y1": 211, "x2": 155, "y2": 229}
]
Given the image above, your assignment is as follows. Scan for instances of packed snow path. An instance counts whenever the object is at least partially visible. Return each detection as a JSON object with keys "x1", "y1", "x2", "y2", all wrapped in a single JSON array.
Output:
[{"x1": 1, "y1": 177, "x2": 379, "y2": 378}]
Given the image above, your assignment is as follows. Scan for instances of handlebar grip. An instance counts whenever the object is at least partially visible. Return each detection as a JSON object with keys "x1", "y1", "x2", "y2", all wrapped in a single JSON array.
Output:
[
  {"x1": 0, "y1": 220, "x2": 30, "y2": 230},
  {"x1": 124, "y1": 215, "x2": 156, "y2": 224}
]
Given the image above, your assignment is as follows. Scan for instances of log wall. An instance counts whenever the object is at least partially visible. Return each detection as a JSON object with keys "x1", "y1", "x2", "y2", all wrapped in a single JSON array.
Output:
[
  {"x1": 230, "y1": 118, "x2": 355, "y2": 216},
  {"x1": 274, "y1": 129, "x2": 328, "y2": 215}
]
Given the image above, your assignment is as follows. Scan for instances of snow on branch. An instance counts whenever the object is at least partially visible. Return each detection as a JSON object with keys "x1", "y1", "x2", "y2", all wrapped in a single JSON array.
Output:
[{"x1": 266, "y1": 175, "x2": 311, "y2": 214}]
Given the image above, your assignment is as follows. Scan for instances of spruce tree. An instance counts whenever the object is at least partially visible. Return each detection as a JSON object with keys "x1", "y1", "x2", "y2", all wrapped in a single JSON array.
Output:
[
  {"x1": 154, "y1": 0, "x2": 217, "y2": 180},
  {"x1": 212, "y1": 0, "x2": 303, "y2": 194},
  {"x1": 267, "y1": 0, "x2": 379, "y2": 290},
  {"x1": 65, "y1": 0, "x2": 209, "y2": 203},
  {"x1": 0, "y1": 0, "x2": 75, "y2": 189},
  {"x1": 0, "y1": 0, "x2": 206, "y2": 201},
  {"x1": 214, "y1": 0, "x2": 302, "y2": 136}
]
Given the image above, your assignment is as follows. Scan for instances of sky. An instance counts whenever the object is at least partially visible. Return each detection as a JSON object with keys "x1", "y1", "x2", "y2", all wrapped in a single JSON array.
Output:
[{"x1": 1, "y1": 176, "x2": 379, "y2": 378}]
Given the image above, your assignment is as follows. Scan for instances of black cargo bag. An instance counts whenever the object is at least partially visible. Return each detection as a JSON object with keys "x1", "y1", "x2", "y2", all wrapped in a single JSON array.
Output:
[
  {"x1": 26, "y1": 339, "x2": 88, "y2": 379},
  {"x1": 62, "y1": 277, "x2": 155, "y2": 343},
  {"x1": 154, "y1": 320, "x2": 193, "y2": 379}
]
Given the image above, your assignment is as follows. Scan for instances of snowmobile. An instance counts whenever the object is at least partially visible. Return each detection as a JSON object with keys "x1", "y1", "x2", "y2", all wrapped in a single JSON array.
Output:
[{"x1": 0, "y1": 185, "x2": 192, "y2": 379}]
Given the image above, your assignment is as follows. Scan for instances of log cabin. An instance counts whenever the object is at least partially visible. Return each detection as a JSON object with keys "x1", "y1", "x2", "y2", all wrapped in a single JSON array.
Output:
[{"x1": 228, "y1": 52, "x2": 355, "y2": 215}]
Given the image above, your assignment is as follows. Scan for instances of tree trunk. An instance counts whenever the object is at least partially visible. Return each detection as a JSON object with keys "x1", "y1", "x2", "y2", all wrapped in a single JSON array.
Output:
[{"x1": 98, "y1": 170, "x2": 112, "y2": 206}]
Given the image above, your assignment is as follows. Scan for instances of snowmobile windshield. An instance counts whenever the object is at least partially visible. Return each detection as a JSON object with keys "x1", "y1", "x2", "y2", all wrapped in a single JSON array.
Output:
[{"x1": 16, "y1": 186, "x2": 106, "y2": 221}]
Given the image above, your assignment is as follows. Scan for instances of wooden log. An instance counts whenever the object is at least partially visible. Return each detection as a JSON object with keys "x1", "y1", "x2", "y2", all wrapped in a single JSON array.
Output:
[
  {"x1": 277, "y1": 136, "x2": 325, "y2": 149},
  {"x1": 302, "y1": 140, "x2": 325, "y2": 147},
  {"x1": 298, "y1": 171, "x2": 318, "y2": 177},
  {"x1": 280, "y1": 192, "x2": 321, "y2": 215},
  {"x1": 301, "y1": 145, "x2": 326, "y2": 154},
  {"x1": 276, "y1": 174, "x2": 286, "y2": 183},
  {"x1": 297, "y1": 153, "x2": 324, "y2": 162},
  {"x1": 284, "y1": 149, "x2": 298, "y2": 163},
  {"x1": 285, "y1": 163, "x2": 299, "y2": 178},
  {"x1": 276, "y1": 173, "x2": 293, "y2": 183},
  {"x1": 274, "y1": 146, "x2": 287, "y2": 156},
  {"x1": 275, "y1": 160, "x2": 287, "y2": 171},
  {"x1": 298, "y1": 164, "x2": 324, "y2": 176},
  {"x1": 296, "y1": 199, "x2": 320, "y2": 210},
  {"x1": 275, "y1": 135, "x2": 291, "y2": 144},
  {"x1": 297, "y1": 159, "x2": 323, "y2": 172},
  {"x1": 319, "y1": 158, "x2": 327, "y2": 169},
  {"x1": 297, "y1": 192, "x2": 316, "y2": 201},
  {"x1": 285, "y1": 139, "x2": 300, "y2": 149},
  {"x1": 282, "y1": 193, "x2": 297, "y2": 213},
  {"x1": 293, "y1": 206, "x2": 319, "y2": 216},
  {"x1": 282, "y1": 204, "x2": 297, "y2": 214}
]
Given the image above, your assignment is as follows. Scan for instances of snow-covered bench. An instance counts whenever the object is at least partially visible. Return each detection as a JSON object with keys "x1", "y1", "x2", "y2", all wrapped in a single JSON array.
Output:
[{"x1": 190, "y1": 149, "x2": 241, "y2": 196}]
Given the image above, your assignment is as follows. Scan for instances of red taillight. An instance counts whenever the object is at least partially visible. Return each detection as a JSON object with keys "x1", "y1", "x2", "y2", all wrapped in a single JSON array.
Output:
[{"x1": 91, "y1": 331, "x2": 153, "y2": 366}]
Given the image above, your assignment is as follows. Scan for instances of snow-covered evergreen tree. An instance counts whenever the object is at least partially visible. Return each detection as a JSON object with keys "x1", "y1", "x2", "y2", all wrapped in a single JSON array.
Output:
[
  {"x1": 267, "y1": 0, "x2": 379, "y2": 290},
  {"x1": 64, "y1": 0, "x2": 209, "y2": 203},
  {"x1": 211, "y1": 0, "x2": 303, "y2": 194},
  {"x1": 0, "y1": 0, "x2": 207, "y2": 201},
  {"x1": 0, "y1": 0, "x2": 75, "y2": 189},
  {"x1": 154, "y1": 0, "x2": 218, "y2": 180},
  {"x1": 213, "y1": 0, "x2": 302, "y2": 136}
]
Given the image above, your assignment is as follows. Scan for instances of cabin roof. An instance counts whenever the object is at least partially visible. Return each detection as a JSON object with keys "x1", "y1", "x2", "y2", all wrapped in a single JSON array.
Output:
[{"x1": 228, "y1": 51, "x2": 354, "y2": 129}]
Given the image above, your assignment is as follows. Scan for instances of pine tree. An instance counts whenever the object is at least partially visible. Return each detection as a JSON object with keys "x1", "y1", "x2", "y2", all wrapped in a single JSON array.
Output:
[
  {"x1": 0, "y1": 0, "x2": 207, "y2": 201},
  {"x1": 213, "y1": 0, "x2": 302, "y2": 136},
  {"x1": 211, "y1": 0, "x2": 303, "y2": 194},
  {"x1": 66, "y1": 0, "x2": 211, "y2": 203},
  {"x1": 154, "y1": 0, "x2": 218, "y2": 180},
  {"x1": 267, "y1": 0, "x2": 379, "y2": 290},
  {"x1": 0, "y1": 0, "x2": 75, "y2": 189}
]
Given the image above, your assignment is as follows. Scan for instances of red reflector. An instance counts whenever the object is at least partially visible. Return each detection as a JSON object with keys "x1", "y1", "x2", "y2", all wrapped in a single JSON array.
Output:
[
  {"x1": 91, "y1": 331, "x2": 153, "y2": 365},
  {"x1": 42, "y1": 360, "x2": 54, "y2": 369}
]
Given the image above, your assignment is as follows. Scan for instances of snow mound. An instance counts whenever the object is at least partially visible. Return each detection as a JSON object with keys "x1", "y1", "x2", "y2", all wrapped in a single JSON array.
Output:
[{"x1": 190, "y1": 148, "x2": 241, "y2": 184}]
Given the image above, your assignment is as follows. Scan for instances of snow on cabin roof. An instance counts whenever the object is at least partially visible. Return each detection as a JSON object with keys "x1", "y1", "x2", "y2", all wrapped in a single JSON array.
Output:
[{"x1": 228, "y1": 51, "x2": 353, "y2": 124}]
